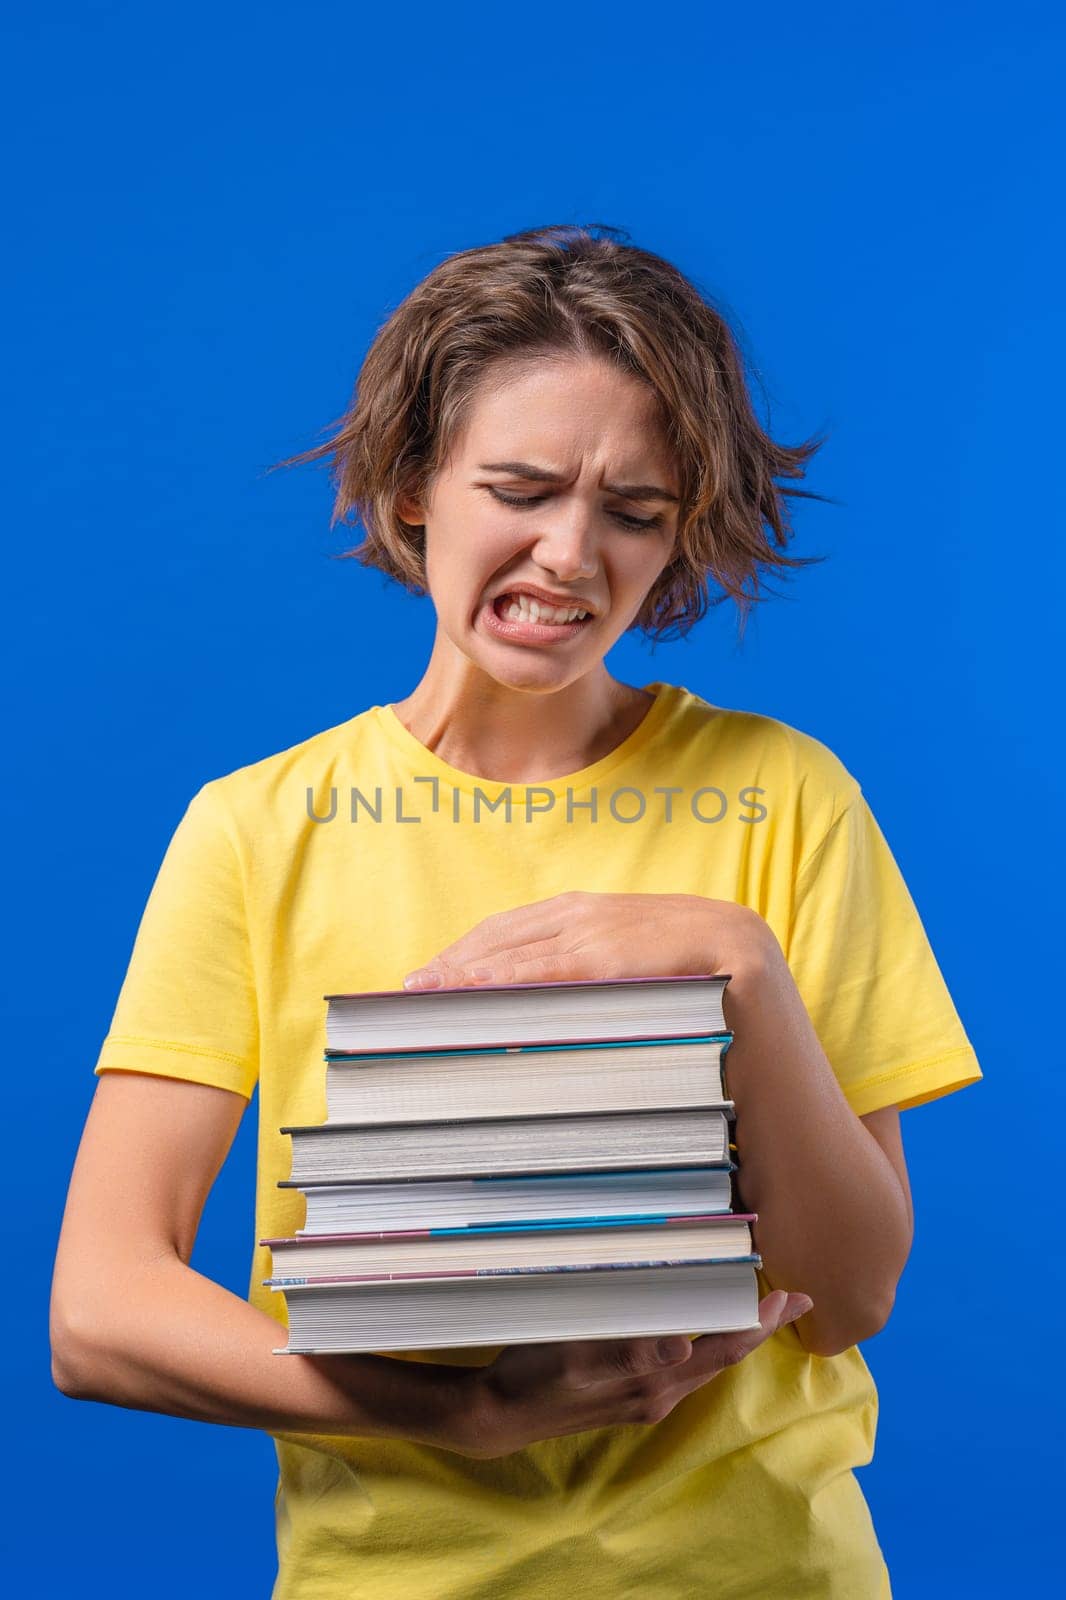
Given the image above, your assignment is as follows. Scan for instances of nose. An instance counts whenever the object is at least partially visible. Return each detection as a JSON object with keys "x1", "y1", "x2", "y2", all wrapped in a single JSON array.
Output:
[{"x1": 528, "y1": 499, "x2": 600, "y2": 583}]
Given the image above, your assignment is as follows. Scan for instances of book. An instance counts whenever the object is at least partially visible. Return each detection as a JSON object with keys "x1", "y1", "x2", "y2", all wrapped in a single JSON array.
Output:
[
  {"x1": 323, "y1": 972, "x2": 730, "y2": 1051},
  {"x1": 321, "y1": 1033, "x2": 732, "y2": 1123},
  {"x1": 264, "y1": 1211, "x2": 756, "y2": 1278},
  {"x1": 266, "y1": 970, "x2": 757, "y2": 1354},
  {"x1": 271, "y1": 1260, "x2": 761, "y2": 1354},
  {"x1": 278, "y1": 1106, "x2": 734, "y2": 1185},
  {"x1": 295, "y1": 1163, "x2": 736, "y2": 1234}
]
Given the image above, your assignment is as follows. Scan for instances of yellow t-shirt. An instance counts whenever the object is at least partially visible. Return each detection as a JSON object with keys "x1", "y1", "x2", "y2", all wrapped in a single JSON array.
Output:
[{"x1": 94, "y1": 680, "x2": 981, "y2": 1600}]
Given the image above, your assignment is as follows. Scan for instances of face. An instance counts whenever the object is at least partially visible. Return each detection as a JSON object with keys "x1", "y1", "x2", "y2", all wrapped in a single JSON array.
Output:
[{"x1": 396, "y1": 355, "x2": 681, "y2": 693}]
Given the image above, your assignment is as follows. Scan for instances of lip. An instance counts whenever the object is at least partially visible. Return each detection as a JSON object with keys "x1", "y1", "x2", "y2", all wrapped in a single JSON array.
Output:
[
  {"x1": 480, "y1": 595, "x2": 594, "y2": 647},
  {"x1": 489, "y1": 583, "x2": 598, "y2": 617}
]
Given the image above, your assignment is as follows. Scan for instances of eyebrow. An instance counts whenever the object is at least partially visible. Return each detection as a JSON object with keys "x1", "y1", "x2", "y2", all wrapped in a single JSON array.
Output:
[{"x1": 477, "y1": 460, "x2": 680, "y2": 505}]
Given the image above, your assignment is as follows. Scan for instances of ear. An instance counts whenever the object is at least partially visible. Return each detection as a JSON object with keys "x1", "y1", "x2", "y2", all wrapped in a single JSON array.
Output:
[{"x1": 395, "y1": 491, "x2": 425, "y2": 527}]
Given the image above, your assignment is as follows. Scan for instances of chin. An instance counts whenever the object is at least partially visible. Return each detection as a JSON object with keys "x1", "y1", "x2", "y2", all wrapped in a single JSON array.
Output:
[
  {"x1": 464, "y1": 646, "x2": 589, "y2": 694},
  {"x1": 477, "y1": 660, "x2": 577, "y2": 693}
]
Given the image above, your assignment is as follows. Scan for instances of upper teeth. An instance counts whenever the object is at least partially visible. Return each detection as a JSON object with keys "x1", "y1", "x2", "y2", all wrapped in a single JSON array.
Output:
[{"x1": 502, "y1": 593, "x2": 590, "y2": 624}]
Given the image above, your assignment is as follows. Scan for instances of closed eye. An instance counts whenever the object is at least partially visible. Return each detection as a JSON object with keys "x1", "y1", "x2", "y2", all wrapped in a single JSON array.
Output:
[{"x1": 485, "y1": 487, "x2": 665, "y2": 532}]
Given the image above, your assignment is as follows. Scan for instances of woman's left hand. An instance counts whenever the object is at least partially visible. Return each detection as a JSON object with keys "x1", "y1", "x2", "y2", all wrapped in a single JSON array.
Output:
[{"x1": 402, "y1": 890, "x2": 773, "y2": 989}]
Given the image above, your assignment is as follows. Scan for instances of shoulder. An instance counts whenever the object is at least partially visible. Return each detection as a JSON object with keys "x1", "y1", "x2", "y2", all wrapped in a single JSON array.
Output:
[
  {"x1": 663, "y1": 681, "x2": 862, "y2": 802},
  {"x1": 187, "y1": 705, "x2": 383, "y2": 832},
  {"x1": 658, "y1": 681, "x2": 863, "y2": 843}
]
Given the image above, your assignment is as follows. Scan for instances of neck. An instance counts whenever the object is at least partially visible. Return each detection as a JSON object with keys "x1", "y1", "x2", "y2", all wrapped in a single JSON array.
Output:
[{"x1": 388, "y1": 642, "x2": 655, "y2": 784}]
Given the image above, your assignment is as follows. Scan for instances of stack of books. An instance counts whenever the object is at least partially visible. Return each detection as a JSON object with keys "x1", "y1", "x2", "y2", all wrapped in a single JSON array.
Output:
[{"x1": 263, "y1": 974, "x2": 761, "y2": 1354}]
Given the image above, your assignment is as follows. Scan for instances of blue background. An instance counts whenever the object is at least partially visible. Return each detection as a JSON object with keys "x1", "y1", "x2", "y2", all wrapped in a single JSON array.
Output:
[{"x1": 5, "y1": 2, "x2": 1062, "y2": 1593}]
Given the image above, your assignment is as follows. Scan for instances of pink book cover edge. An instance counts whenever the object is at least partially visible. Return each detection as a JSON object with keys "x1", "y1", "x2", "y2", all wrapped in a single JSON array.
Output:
[{"x1": 324, "y1": 972, "x2": 732, "y2": 1001}]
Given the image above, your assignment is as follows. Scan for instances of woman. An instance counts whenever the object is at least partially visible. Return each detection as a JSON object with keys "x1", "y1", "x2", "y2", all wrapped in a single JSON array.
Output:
[{"x1": 51, "y1": 223, "x2": 981, "y2": 1598}]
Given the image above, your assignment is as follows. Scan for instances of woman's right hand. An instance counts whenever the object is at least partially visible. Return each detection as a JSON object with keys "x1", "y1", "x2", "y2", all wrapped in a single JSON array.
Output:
[{"x1": 446, "y1": 1289, "x2": 813, "y2": 1460}]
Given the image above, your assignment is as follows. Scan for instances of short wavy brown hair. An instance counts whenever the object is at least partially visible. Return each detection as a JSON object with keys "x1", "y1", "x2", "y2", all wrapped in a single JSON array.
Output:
[{"x1": 281, "y1": 222, "x2": 830, "y2": 641}]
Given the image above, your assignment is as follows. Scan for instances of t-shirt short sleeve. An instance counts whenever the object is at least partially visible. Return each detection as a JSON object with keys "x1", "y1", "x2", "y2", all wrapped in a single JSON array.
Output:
[
  {"x1": 784, "y1": 784, "x2": 981, "y2": 1117},
  {"x1": 93, "y1": 781, "x2": 259, "y2": 1099}
]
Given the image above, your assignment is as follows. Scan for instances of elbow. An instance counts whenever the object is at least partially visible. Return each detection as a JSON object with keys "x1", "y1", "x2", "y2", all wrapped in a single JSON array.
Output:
[
  {"x1": 51, "y1": 1353, "x2": 91, "y2": 1401},
  {"x1": 49, "y1": 1300, "x2": 111, "y2": 1402},
  {"x1": 796, "y1": 1282, "x2": 898, "y2": 1359}
]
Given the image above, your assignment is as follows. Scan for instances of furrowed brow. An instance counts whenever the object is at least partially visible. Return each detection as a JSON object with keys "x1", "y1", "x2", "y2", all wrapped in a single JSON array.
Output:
[{"x1": 478, "y1": 461, "x2": 680, "y2": 505}]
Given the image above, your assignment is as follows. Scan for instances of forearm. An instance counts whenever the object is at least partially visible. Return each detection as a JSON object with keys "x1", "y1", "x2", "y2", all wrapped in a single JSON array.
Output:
[
  {"x1": 719, "y1": 915, "x2": 913, "y2": 1356},
  {"x1": 50, "y1": 1253, "x2": 475, "y2": 1448}
]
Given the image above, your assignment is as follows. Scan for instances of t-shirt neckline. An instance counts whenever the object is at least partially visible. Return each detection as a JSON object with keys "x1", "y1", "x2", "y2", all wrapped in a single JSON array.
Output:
[{"x1": 372, "y1": 681, "x2": 680, "y2": 798}]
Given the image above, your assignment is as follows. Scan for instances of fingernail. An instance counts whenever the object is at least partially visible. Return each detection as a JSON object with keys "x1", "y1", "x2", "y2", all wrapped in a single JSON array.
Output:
[
  {"x1": 784, "y1": 1297, "x2": 814, "y2": 1325},
  {"x1": 657, "y1": 1337, "x2": 691, "y2": 1363},
  {"x1": 469, "y1": 966, "x2": 493, "y2": 981},
  {"x1": 404, "y1": 970, "x2": 441, "y2": 989}
]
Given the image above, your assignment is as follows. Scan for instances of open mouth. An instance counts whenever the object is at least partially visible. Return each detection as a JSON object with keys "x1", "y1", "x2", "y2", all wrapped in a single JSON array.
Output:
[
  {"x1": 493, "y1": 593, "x2": 592, "y2": 625},
  {"x1": 482, "y1": 593, "x2": 596, "y2": 643}
]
